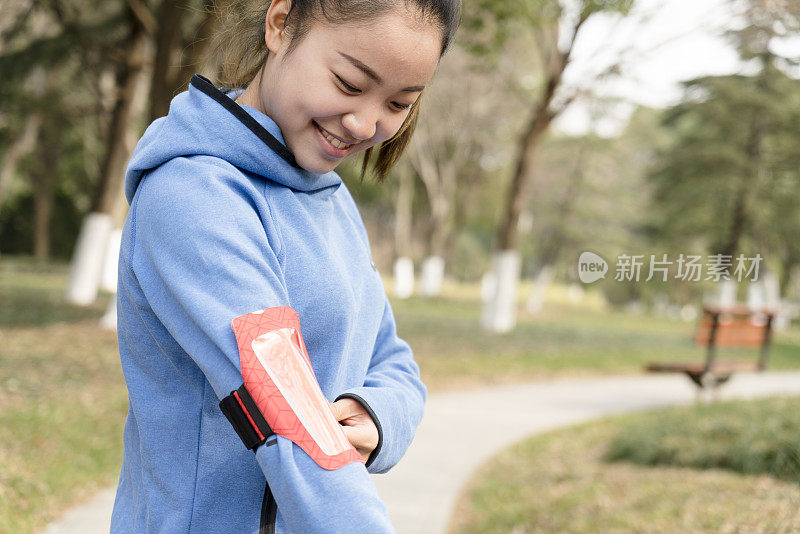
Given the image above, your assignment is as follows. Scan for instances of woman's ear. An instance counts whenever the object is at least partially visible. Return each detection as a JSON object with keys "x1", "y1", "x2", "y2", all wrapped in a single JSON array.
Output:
[{"x1": 264, "y1": 0, "x2": 291, "y2": 54}]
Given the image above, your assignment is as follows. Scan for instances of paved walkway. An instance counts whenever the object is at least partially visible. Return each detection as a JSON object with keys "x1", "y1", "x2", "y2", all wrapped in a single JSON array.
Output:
[{"x1": 43, "y1": 371, "x2": 800, "y2": 534}]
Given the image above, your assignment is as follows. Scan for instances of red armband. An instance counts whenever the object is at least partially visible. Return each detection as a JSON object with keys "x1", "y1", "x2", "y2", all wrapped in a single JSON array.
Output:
[{"x1": 219, "y1": 306, "x2": 362, "y2": 470}]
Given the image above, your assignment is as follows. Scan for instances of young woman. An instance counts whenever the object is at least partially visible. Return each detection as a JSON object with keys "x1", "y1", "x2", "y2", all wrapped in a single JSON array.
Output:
[{"x1": 111, "y1": 0, "x2": 460, "y2": 532}]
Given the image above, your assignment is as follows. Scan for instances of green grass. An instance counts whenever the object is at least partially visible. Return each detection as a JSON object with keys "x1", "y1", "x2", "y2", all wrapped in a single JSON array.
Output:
[
  {"x1": 450, "y1": 396, "x2": 800, "y2": 533},
  {"x1": 0, "y1": 256, "x2": 111, "y2": 327},
  {"x1": 0, "y1": 256, "x2": 127, "y2": 533},
  {"x1": 605, "y1": 396, "x2": 800, "y2": 482},
  {"x1": 389, "y1": 278, "x2": 800, "y2": 391}
]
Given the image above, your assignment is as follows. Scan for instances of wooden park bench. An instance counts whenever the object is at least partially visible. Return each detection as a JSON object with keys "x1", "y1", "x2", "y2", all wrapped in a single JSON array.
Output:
[{"x1": 646, "y1": 303, "x2": 776, "y2": 390}]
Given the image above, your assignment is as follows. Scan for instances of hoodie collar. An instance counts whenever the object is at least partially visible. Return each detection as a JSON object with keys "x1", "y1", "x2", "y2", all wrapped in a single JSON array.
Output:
[
  {"x1": 190, "y1": 74, "x2": 299, "y2": 169},
  {"x1": 124, "y1": 74, "x2": 342, "y2": 204}
]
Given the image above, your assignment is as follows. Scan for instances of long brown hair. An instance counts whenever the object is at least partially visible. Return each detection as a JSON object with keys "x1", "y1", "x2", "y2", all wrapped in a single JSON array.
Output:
[{"x1": 203, "y1": 0, "x2": 461, "y2": 183}]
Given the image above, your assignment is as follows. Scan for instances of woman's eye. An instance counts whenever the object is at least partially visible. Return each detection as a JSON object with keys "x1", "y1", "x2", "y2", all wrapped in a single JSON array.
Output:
[
  {"x1": 334, "y1": 73, "x2": 410, "y2": 111},
  {"x1": 335, "y1": 75, "x2": 361, "y2": 94}
]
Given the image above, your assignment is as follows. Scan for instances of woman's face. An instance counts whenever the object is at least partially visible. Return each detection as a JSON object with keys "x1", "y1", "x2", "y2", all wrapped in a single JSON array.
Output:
[{"x1": 246, "y1": 1, "x2": 442, "y2": 174}]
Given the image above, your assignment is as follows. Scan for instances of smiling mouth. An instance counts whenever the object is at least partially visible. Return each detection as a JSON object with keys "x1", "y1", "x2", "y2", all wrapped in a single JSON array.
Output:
[{"x1": 314, "y1": 122, "x2": 356, "y2": 150}]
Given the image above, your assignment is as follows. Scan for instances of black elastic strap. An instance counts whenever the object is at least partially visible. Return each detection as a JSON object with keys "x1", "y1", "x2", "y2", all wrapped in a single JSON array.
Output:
[
  {"x1": 219, "y1": 384, "x2": 275, "y2": 451},
  {"x1": 190, "y1": 73, "x2": 300, "y2": 169}
]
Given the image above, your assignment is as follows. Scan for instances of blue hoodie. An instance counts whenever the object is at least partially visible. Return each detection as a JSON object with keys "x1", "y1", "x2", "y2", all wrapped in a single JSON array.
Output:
[{"x1": 111, "y1": 74, "x2": 427, "y2": 533}]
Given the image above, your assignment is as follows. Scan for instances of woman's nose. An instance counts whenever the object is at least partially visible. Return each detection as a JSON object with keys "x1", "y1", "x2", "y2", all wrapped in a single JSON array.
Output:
[{"x1": 341, "y1": 109, "x2": 378, "y2": 142}]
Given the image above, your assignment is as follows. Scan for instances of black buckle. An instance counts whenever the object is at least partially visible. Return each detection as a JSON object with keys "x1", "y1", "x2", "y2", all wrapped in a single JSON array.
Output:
[{"x1": 219, "y1": 384, "x2": 274, "y2": 451}]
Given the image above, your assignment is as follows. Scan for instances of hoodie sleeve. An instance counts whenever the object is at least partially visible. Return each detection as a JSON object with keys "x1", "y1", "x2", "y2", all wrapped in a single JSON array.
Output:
[
  {"x1": 130, "y1": 158, "x2": 395, "y2": 534},
  {"x1": 334, "y1": 290, "x2": 427, "y2": 474},
  {"x1": 334, "y1": 186, "x2": 428, "y2": 475}
]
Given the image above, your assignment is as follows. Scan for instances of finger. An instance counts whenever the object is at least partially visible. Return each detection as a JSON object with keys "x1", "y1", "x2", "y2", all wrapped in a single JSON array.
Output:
[
  {"x1": 329, "y1": 401, "x2": 343, "y2": 421},
  {"x1": 340, "y1": 425, "x2": 374, "y2": 450},
  {"x1": 330, "y1": 398, "x2": 362, "y2": 422},
  {"x1": 340, "y1": 424, "x2": 366, "y2": 443},
  {"x1": 330, "y1": 400, "x2": 352, "y2": 421},
  {"x1": 340, "y1": 424, "x2": 378, "y2": 451},
  {"x1": 340, "y1": 427, "x2": 371, "y2": 462}
]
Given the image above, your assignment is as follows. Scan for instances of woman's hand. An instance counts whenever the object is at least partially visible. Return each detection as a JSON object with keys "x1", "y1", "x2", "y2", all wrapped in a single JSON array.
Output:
[{"x1": 330, "y1": 398, "x2": 379, "y2": 464}]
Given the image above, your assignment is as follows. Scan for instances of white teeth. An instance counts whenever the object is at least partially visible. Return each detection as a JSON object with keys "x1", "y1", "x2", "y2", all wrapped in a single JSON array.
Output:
[{"x1": 318, "y1": 124, "x2": 353, "y2": 149}]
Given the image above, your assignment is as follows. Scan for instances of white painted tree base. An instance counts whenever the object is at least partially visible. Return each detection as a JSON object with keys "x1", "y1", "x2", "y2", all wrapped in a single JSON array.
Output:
[
  {"x1": 420, "y1": 255, "x2": 445, "y2": 297},
  {"x1": 393, "y1": 257, "x2": 415, "y2": 299},
  {"x1": 65, "y1": 213, "x2": 112, "y2": 306},
  {"x1": 481, "y1": 249, "x2": 521, "y2": 333},
  {"x1": 567, "y1": 284, "x2": 584, "y2": 303},
  {"x1": 100, "y1": 229, "x2": 122, "y2": 293},
  {"x1": 525, "y1": 264, "x2": 554, "y2": 314},
  {"x1": 100, "y1": 297, "x2": 117, "y2": 331},
  {"x1": 480, "y1": 271, "x2": 495, "y2": 304}
]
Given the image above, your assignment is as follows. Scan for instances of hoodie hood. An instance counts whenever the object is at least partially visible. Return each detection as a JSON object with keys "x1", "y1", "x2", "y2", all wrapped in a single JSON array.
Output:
[{"x1": 124, "y1": 74, "x2": 342, "y2": 204}]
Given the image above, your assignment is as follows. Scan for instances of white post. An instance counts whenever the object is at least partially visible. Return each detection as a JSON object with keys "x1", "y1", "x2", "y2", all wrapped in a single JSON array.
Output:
[
  {"x1": 100, "y1": 296, "x2": 117, "y2": 331},
  {"x1": 746, "y1": 279, "x2": 764, "y2": 310},
  {"x1": 763, "y1": 271, "x2": 780, "y2": 309},
  {"x1": 99, "y1": 228, "x2": 122, "y2": 330},
  {"x1": 567, "y1": 283, "x2": 584, "y2": 303},
  {"x1": 65, "y1": 212, "x2": 113, "y2": 306},
  {"x1": 709, "y1": 279, "x2": 737, "y2": 309},
  {"x1": 480, "y1": 270, "x2": 496, "y2": 306},
  {"x1": 420, "y1": 255, "x2": 445, "y2": 297},
  {"x1": 762, "y1": 271, "x2": 789, "y2": 331},
  {"x1": 481, "y1": 249, "x2": 521, "y2": 333},
  {"x1": 100, "y1": 228, "x2": 122, "y2": 292},
  {"x1": 525, "y1": 264, "x2": 554, "y2": 314},
  {"x1": 393, "y1": 256, "x2": 415, "y2": 299}
]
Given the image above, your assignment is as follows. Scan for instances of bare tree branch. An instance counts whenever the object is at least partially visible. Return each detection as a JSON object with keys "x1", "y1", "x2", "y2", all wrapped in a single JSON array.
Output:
[{"x1": 126, "y1": 0, "x2": 158, "y2": 35}]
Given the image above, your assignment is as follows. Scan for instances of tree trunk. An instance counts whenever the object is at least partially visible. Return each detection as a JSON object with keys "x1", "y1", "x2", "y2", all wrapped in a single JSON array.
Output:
[
  {"x1": 33, "y1": 186, "x2": 54, "y2": 259},
  {"x1": 409, "y1": 126, "x2": 454, "y2": 297},
  {"x1": 719, "y1": 176, "x2": 749, "y2": 262},
  {"x1": 525, "y1": 264, "x2": 555, "y2": 314},
  {"x1": 0, "y1": 113, "x2": 44, "y2": 217},
  {"x1": 90, "y1": 7, "x2": 149, "y2": 216},
  {"x1": 537, "y1": 141, "x2": 588, "y2": 268},
  {"x1": 481, "y1": 249, "x2": 522, "y2": 333},
  {"x1": 420, "y1": 193, "x2": 449, "y2": 297},
  {"x1": 33, "y1": 116, "x2": 62, "y2": 262},
  {"x1": 719, "y1": 115, "x2": 764, "y2": 265},
  {"x1": 483, "y1": 13, "x2": 588, "y2": 333},
  {"x1": 523, "y1": 145, "x2": 587, "y2": 313},
  {"x1": 779, "y1": 253, "x2": 797, "y2": 298},
  {"x1": 31, "y1": 134, "x2": 59, "y2": 259},
  {"x1": 393, "y1": 163, "x2": 415, "y2": 298},
  {"x1": 149, "y1": 0, "x2": 192, "y2": 121},
  {"x1": 6, "y1": 67, "x2": 62, "y2": 257},
  {"x1": 495, "y1": 109, "x2": 553, "y2": 251},
  {"x1": 493, "y1": 10, "x2": 591, "y2": 253},
  {"x1": 429, "y1": 195, "x2": 451, "y2": 258},
  {"x1": 0, "y1": 66, "x2": 54, "y2": 218},
  {"x1": 394, "y1": 163, "x2": 414, "y2": 260},
  {"x1": 69, "y1": 6, "x2": 148, "y2": 305}
]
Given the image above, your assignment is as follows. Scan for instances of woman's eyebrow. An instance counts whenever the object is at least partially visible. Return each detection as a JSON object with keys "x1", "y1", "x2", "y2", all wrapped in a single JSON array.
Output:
[{"x1": 337, "y1": 51, "x2": 425, "y2": 92}]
